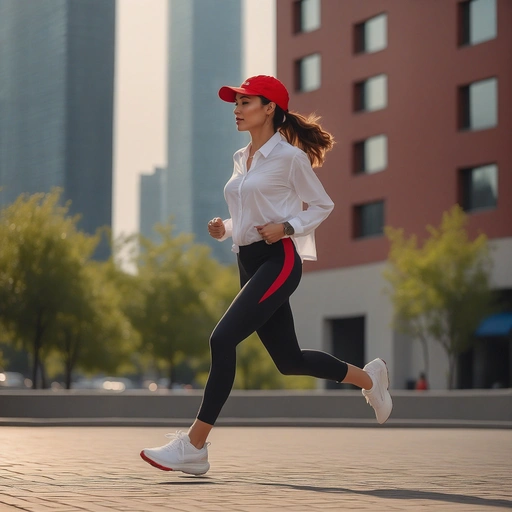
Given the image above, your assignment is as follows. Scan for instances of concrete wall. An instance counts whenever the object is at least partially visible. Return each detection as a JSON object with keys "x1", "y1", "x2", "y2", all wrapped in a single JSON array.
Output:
[
  {"x1": 0, "y1": 390, "x2": 510, "y2": 428},
  {"x1": 291, "y1": 238, "x2": 512, "y2": 390}
]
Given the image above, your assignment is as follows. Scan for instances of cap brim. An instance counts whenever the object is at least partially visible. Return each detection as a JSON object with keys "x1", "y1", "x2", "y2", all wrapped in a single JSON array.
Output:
[{"x1": 218, "y1": 85, "x2": 259, "y2": 103}]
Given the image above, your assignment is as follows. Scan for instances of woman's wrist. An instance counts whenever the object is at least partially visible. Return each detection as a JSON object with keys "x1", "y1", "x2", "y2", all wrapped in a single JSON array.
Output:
[{"x1": 283, "y1": 221, "x2": 295, "y2": 236}]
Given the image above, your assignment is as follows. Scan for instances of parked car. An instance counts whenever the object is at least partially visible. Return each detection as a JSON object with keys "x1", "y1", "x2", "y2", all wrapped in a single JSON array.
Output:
[
  {"x1": 72, "y1": 376, "x2": 136, "y2": 392},
  {"x1": 0, "y1": 371, "x2": 30, "y2": 389}
]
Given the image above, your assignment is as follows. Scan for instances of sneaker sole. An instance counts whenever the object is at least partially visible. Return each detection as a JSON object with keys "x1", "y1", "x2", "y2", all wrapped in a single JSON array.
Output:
[
  {"x1": 379, "y1": 359, "x2": 393, "y2": 424},
  {"x1": 140, "y1": 451, "x2": 210, "y2": 475}
]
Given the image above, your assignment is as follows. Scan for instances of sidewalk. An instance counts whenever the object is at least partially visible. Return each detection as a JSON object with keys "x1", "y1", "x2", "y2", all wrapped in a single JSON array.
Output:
[{"x1": 1, "y1": 426, "x2": 511, "y2": 511}]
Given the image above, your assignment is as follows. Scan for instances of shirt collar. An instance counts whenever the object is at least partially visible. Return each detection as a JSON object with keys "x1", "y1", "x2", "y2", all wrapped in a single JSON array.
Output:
[
  {"x1": 243, "y1": 131, "x2": 283, "y2": 159},
  {"x1": 259, "y1": 131, "x2": 283, "y2": 158}
]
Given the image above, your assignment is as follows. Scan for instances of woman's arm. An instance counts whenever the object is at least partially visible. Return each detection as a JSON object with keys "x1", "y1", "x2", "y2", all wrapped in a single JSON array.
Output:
[{"x1": 287, "y1": 151, "x2": 334, "y2": 236}]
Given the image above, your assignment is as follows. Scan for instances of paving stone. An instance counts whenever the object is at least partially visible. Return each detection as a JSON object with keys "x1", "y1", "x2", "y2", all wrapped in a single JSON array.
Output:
[{"x1": 0, "y1": 426, "x2": 510, "y2": 511}]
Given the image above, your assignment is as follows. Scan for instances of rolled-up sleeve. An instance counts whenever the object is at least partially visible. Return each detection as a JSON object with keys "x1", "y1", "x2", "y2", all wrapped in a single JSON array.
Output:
[{"x1": 287, "y1": 152, "x2": 334, "y2": 236}]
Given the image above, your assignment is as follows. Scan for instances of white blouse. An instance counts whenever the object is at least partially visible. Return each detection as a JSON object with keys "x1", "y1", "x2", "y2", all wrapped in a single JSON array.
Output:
[{"x1": 219, "y1": 131, "x2": 334, "y2": 261}]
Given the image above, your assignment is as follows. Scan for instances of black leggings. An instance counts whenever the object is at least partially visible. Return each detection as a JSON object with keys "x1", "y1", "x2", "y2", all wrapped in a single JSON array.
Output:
[{"x1": 197, "y1": 238, "x2": 349, "y2": 425}]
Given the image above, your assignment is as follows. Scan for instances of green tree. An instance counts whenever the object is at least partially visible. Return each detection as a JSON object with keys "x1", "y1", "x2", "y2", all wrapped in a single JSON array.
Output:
[
  {"x1": 0, "y1": 190, "x2": 98, "y2": 388},
  {"x1": 101, "y1": 241, "x2": 148, "y2": 379},
  {"x1": 0, "y1": 325, "x2": 14, "y2": 370},
  {"x1": 234, "y1": 334, "x2": 316, "y2": 390},
  {"x1": 134, "y1": 224, "x2": 226, "y2": 386},
  {"x1": 50, "y1": 262, "x2": 137, "y2": 388},
  {"x1": 383, "y1": 205, "x2": 494, "y2": 389}
]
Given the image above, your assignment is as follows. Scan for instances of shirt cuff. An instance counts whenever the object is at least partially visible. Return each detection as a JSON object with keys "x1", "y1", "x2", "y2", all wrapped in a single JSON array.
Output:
[
  {"x1": 218, "y1": 218, "x2": 232, "y2": 241},
  {"x1": 287, "y1": 218, "x2": 303, "y2": 236}
]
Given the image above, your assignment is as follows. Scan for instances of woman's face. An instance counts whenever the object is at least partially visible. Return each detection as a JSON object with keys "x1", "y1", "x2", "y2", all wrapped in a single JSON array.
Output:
[{"x1": 233, "y1": 93, "x2": 272, "y2": 132}]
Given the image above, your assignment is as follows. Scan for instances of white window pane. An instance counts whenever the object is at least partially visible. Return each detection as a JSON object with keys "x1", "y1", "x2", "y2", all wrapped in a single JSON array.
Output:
[
  {"x1": 470, "y1": 0, "x2": 497, "y2": 45},
  {"x1": 365, "y1": 135, "x2": 387, "y2": 173},
  {"x1": 365, "y1": 14, "x2": 387, "y2": 53},
  {"x1": 301, "y1": 0, "x2": 320, "y2": 32},
  {"x1": 365, "y1": 74, "x2": 387, "y2": 111},
  {"x1": 301, "y1": 54, "x2": 321, "y2": 92},
  {"x1": 470, "y1": 78, "x2": 497, "y2": 130}
]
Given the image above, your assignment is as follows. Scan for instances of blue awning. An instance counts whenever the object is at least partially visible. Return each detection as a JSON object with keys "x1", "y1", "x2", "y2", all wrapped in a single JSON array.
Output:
[{"x1": 475, "y1": 312, "x2": 512, "y2": 337}]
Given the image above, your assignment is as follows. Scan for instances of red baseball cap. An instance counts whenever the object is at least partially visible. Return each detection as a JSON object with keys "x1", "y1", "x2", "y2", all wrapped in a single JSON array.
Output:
[{"x1": 218, "y1": 75, "x2": 289, "y2": 112}]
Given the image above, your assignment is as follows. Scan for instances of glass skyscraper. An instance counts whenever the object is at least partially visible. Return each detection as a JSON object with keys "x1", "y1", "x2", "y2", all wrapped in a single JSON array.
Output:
[
  {"x1": 0, "y1": 0, "x2": 115, "y2": 259},
  {"x1": 139, "y1": 166, "x2": 167, "y2": 244},
  {"x1": 167, "y1": 0, "x2": 244, "y2": 264}
]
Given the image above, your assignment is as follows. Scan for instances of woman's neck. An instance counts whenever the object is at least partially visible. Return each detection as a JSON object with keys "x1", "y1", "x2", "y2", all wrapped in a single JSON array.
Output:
[{"x1": 249, "y1": 126, "x2": 276, "y2": 154}]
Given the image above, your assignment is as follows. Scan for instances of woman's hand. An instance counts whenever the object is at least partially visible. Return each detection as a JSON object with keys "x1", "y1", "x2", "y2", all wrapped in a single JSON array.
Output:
[
  {"x1": 208, "y1": 217, "x2": 226, "y2": 239},
  {"x1": 255, "y1": 223, "x2": 285, "y2": 245}
]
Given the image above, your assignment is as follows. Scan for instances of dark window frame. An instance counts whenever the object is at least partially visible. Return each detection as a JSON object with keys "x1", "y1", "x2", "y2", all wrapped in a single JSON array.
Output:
[
  {"x1": 458, "y1": 84, "x2": 471, "y2": 130},
  {"x1": 294, "y1": 59, "x2": 302, "y2": 91},
  {"x1": 459, "y1": 164, "x2": 498, "y2": 212},
  {"x1": 354, "y1": 22, "x2": 365, "y2": 53},
  {"x1": 293, "y1": 0, "x2": 302, "y2": 33},
  {"x1": 354, "y1": 81, "x2": 366, "y2": 112},
  {"x1": 353, "y1": 200, "x2": 385, "y2": 239},
  {"x1": 458, "y1": 0, "x2": 471, "y2": 46},
  {"x1": 353, "y1": 141, "x2": 366, "y2": 173}
]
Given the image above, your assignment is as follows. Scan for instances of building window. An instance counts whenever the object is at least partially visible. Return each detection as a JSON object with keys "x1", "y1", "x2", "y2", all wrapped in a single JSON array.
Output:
[
  {"x1": 460, "y1": 164, "x2": 498, "y2": 211},
  {"x1": 295, "y1": 53, "x2": 321, "y2": 92},
  {"x1": 354, "y1": 74, "x2": 387, "y2": 112},
  {"x1": 459, "y1": 0, "x2": 497, "y2": 46},
  {"x1": 354, "y1": 13, "x2": 387, "y2": 54},
  {"x1": 354, "y1": 201, "x2": 385, "y2": 238},
  {"x1": 294, "y1": 0, "x2": 321, "y2": 33},
  {"x1": 354, "y1": 135, "x2": 387, "y2": 174},
  {"x1": 459, "y1": 78, "x2": 497, "y2": 131}
]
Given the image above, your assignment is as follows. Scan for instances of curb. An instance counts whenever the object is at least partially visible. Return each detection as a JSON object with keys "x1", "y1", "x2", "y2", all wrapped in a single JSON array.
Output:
[{"x1": 1, "y1": 417, "x2": 510, "y2": 429}]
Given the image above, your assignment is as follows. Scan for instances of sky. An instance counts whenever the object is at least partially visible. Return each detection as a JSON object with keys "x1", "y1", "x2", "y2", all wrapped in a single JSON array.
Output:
[{"x1": 113, "y1": 0, "x2": 276, "y2": 238}]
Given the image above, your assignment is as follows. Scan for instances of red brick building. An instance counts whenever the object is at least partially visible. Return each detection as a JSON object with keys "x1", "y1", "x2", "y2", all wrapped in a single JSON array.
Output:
[{"x1": 277, "y1": 0, "x2": 512, "y2": 389}]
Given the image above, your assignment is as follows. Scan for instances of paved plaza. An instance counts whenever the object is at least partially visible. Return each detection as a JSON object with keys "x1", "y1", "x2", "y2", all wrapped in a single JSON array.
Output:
[{"x1": 1, "y1": 426, "x2": 511, "y2": 511}]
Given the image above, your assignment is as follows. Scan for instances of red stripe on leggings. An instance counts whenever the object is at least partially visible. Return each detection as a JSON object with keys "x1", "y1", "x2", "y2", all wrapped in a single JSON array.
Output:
[{"x1": 259, "y1": 238, "x2": 294, "y2": 304}]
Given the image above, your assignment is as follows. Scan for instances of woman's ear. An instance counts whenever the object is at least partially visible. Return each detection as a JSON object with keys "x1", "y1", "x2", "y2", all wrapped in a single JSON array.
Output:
[{"x1": 266, "y1": 102, "x2": 276, "y2": 115}]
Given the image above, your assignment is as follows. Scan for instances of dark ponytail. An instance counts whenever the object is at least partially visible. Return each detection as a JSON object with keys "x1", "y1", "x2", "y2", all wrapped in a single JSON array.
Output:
[{"x1": 260, "y1": 96, "x2": 335, "y2": 168}]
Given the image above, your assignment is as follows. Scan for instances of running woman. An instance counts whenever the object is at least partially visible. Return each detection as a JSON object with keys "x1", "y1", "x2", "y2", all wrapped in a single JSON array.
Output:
[{"x1": 140, "y1": 75, "x2": 392, "y2": 475}]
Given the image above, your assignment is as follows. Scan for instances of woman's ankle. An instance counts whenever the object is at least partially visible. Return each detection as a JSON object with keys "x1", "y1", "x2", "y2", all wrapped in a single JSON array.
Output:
[
  {"x1": 188, "y1": 419, "x2": 213, "y2": 449},
  {"x1": 343, "y1": 363, "x2": 373, "y2": 390}
]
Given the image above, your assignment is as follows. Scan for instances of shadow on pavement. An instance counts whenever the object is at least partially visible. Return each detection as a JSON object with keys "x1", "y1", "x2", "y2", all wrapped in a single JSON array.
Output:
[
  {"x1": 256, "y1": 482, "x2": 512, "y2": 509},
  {"x1": 158, "y1": 476, "x2": 213, "y2": 484}
]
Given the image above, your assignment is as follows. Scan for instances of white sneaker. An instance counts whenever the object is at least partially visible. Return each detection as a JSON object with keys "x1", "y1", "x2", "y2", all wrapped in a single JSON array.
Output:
[
  {"x1": 362, "y1": 358, "x2": 393, "y2": 424},
  {"x1": 140, "y1": 431, "x2": 210, "y2": 475}
]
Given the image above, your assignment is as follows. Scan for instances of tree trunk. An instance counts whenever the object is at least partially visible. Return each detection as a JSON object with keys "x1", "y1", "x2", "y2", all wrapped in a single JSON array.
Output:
[
  {"x1": 31, "y1": 342, "x2": 39, "y2": 389},
  {"x1": 65, "y1": 360, "x2": 72, "y2": 390},
  {"x1": 420, "y1": 337, "x2": 430, "y2": 380},
  {"x1": 447, "y1": 354, "x2": 457, "y2": 390},
  {"x1": 65, "y1": 347, "x2": 72, "y2": 390},
  {"x1": 39, "y1": 360, "x2": 47, "y2": 389},
  {"x1": 31, "y1": 312, "x2": 44, "y2": 389},
  {"x1": 64, "y1": 329, "x2": 78, "y2": 390},
  {"x1": 64, "y1": 329, "x2": 72, "y2": 389},
  {"x1": 168, "y1": 360, "x2": 174, "y2": 389}
]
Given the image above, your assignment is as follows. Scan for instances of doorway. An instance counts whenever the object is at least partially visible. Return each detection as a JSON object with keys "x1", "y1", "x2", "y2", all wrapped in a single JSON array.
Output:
[{"x1": 327, "y1": 316, "x2": 365, "y2": 389}]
